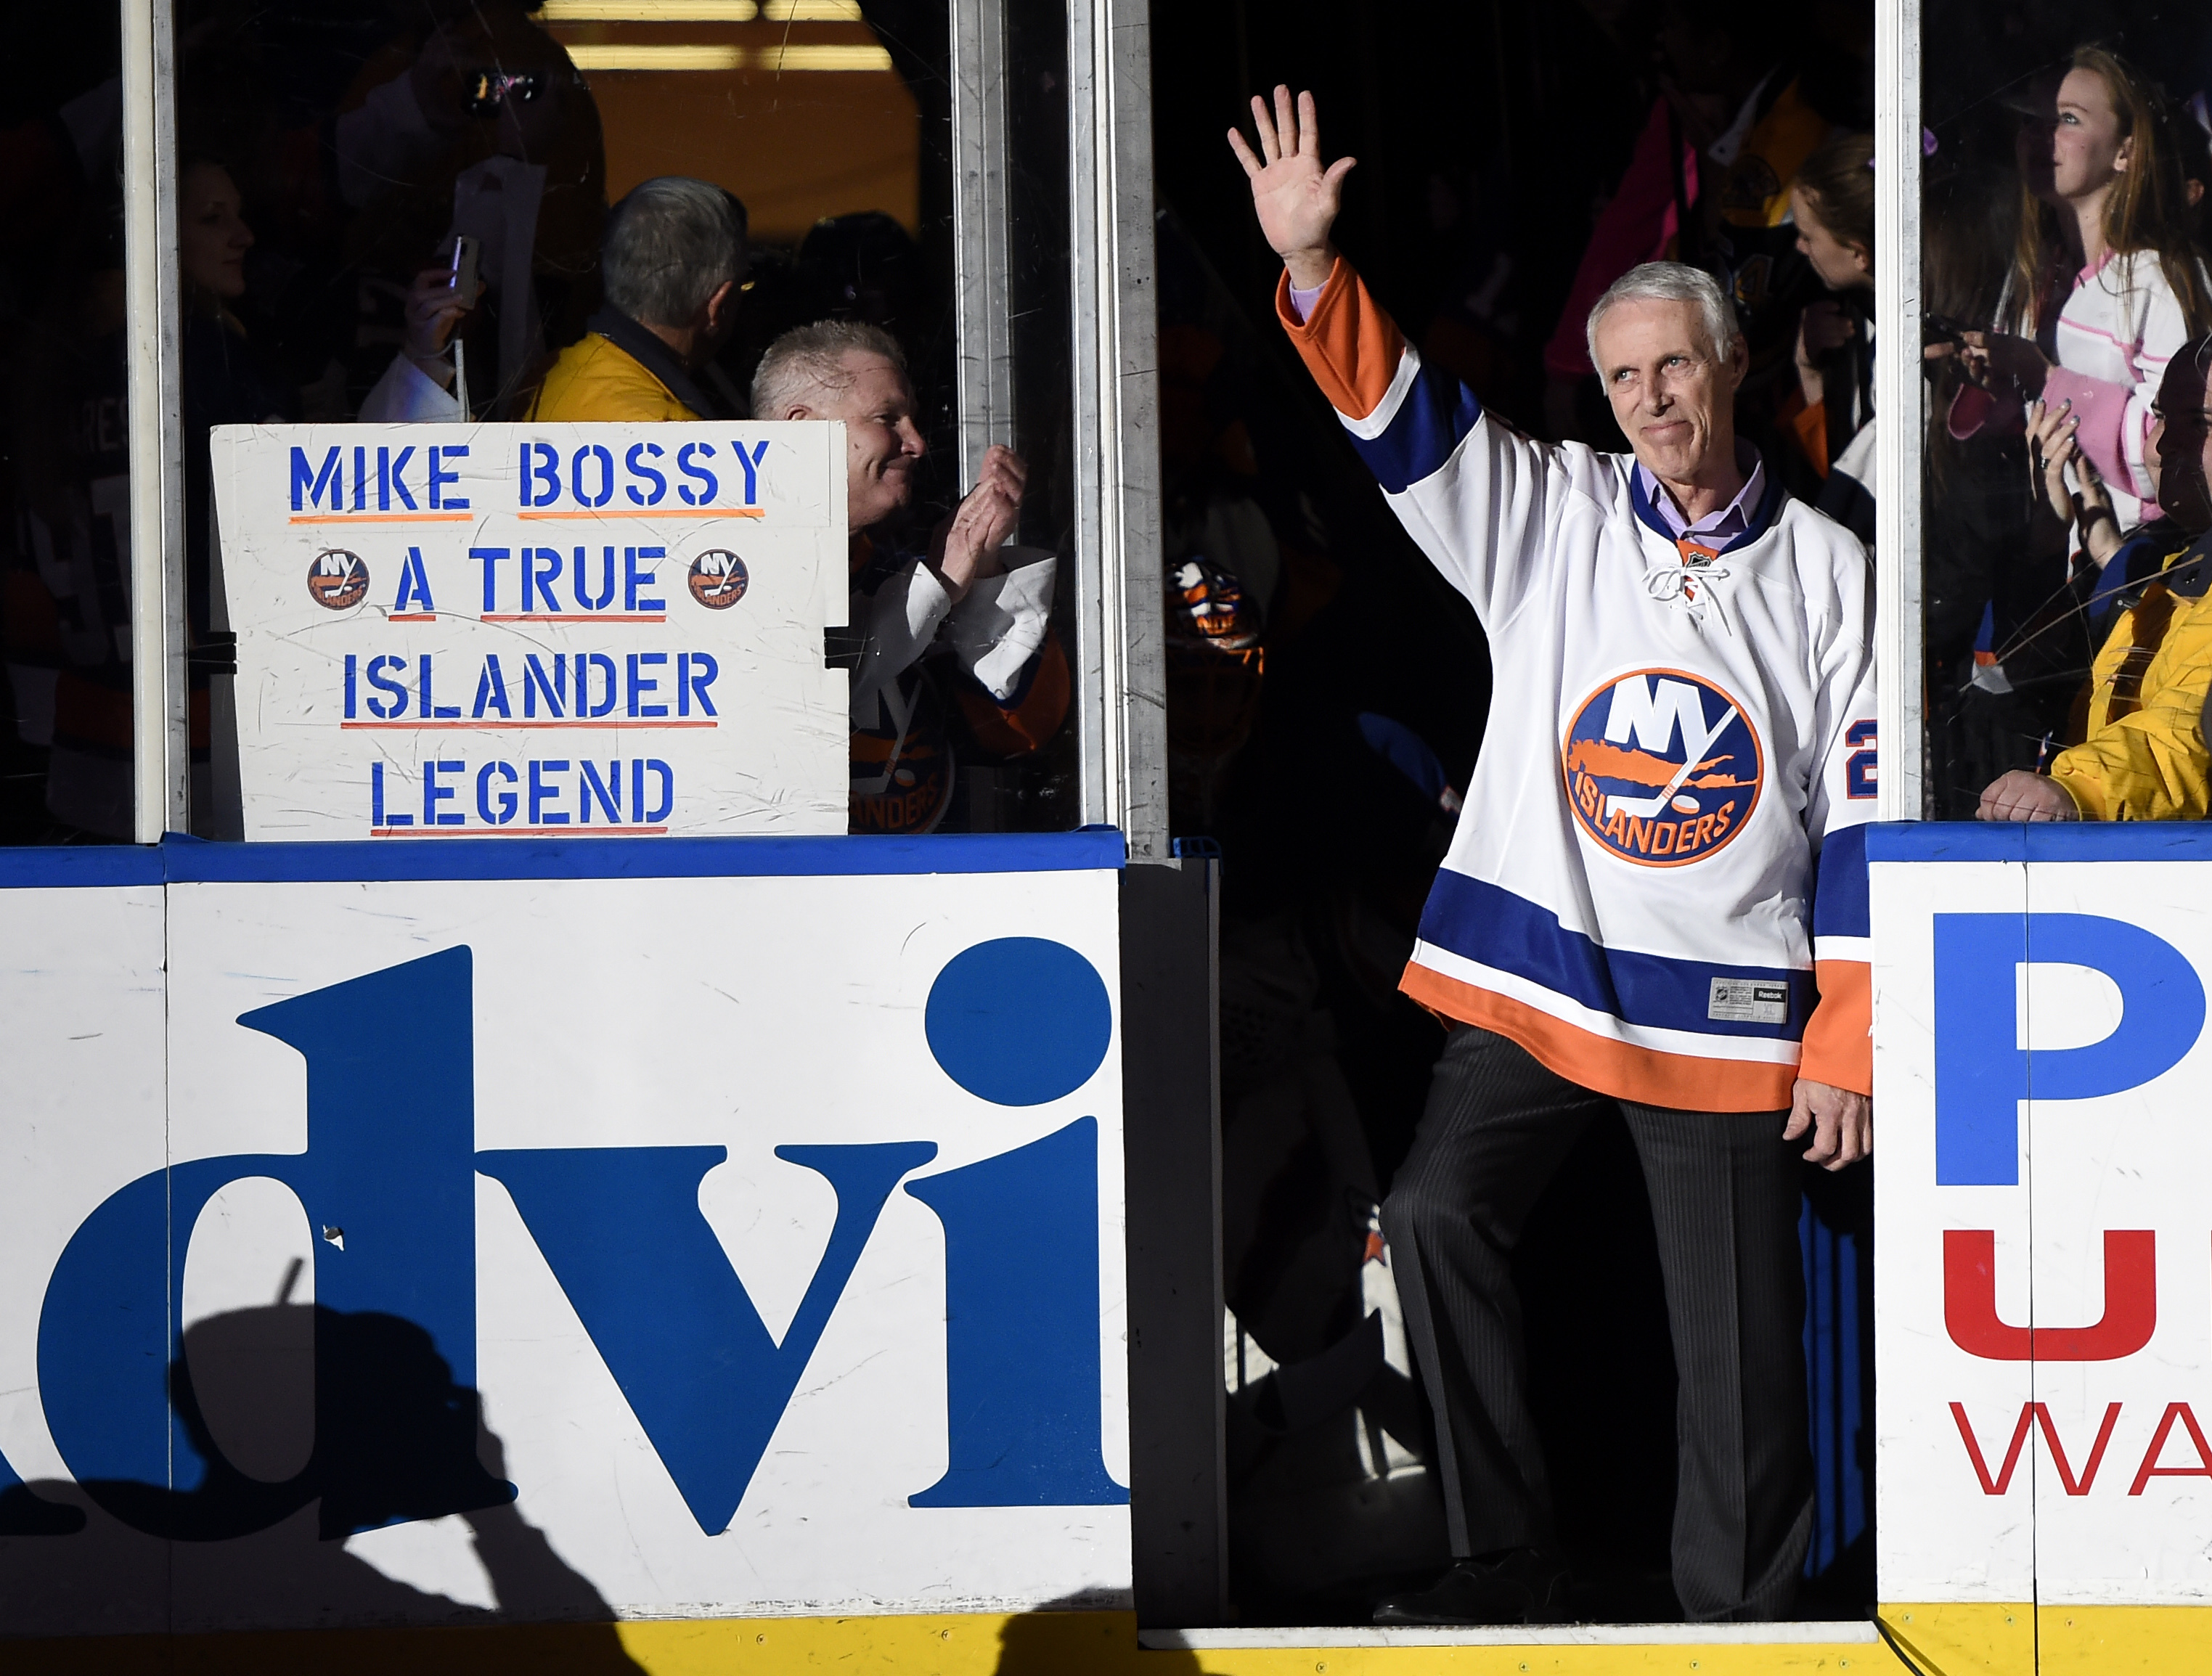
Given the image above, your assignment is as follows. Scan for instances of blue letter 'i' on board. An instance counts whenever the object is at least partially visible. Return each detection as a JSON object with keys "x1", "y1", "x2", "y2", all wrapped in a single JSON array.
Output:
[{"x1": 904, "y1": 1118, "x2": 1127, "y2": 1508}]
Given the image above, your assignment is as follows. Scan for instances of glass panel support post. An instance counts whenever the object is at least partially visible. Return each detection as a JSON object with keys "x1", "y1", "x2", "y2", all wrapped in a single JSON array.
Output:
[
  {"x1": 1874, "y1": 0, "x2": 1925, "y2": 822},
  {"x1": 950, "y1": 0, "x2": 1016, "y2": 491},
  {"x1": 1066, "y1": 0, "x2": 1167, "y2": 860},
  {"x1": 122, "y1": 0, "x2": 188, "y2": 841}
]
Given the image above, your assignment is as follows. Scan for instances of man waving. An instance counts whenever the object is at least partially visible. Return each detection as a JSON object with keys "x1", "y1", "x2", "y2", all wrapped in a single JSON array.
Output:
[{"x1": 1231, "y1": 90, "x2": 1875, "y2": 1624}]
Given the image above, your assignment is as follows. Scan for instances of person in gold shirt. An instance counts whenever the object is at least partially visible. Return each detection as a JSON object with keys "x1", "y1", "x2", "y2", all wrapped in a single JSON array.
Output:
[
  {"x1": 526, "y1": 176, "x2": 749, "y2": 422},
  {"x1": 1980, "y1": 336, "x2": 2212, "y2": 822}
]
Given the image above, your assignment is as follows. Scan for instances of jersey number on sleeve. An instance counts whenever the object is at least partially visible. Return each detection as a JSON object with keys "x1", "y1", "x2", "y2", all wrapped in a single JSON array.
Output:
[{"x1": 1845, "y1": 720, "x2": 1877, "y2": 801}]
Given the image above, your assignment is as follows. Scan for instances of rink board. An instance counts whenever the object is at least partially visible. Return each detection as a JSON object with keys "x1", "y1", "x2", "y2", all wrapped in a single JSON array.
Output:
[{"x1": 0, "y1": 833, "x2": 1127, "y2": 1635}]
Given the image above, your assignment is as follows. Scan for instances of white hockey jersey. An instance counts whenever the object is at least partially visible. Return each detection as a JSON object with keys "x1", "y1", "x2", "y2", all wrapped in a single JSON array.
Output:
[{"x1": 1281, "y1": 261, "x2": 1876, "y2": 1109}]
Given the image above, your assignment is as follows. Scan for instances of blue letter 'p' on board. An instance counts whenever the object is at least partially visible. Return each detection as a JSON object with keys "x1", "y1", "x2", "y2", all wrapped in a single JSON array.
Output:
[{"x1": 1933, "y1": 912, "x2": 2205, "y2": 1186}]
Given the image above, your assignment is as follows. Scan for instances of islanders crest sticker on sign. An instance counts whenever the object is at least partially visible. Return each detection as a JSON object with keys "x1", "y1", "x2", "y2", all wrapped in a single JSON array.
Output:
[{"x1": 1562, "y1": 669, "x2": 1763, "y2": 867}]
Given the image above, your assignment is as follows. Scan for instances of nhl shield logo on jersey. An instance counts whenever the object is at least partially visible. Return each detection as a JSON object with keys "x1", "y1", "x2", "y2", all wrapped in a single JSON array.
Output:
[{"x1": 1562, "y1": 669, "x2": 1763, "y2": 867}]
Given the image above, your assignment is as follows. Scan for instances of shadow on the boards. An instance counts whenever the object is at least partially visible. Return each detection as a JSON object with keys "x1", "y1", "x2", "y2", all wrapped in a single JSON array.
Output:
[{"x1": 0, "y1": 1301, "x2": 643, "y2": 1671}]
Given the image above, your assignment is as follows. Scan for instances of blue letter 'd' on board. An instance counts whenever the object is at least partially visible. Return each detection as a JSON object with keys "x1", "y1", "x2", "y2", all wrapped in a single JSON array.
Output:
[
  {"x1": 35, "y1": 949, "x2": 496, "y2": 1538},
  {"x1": 1933, "y1": 912, "x2": 2205, "y2": 1185},
  {"x1": 477, "y1": 1142, "x2": 936, "y2": 1535}
]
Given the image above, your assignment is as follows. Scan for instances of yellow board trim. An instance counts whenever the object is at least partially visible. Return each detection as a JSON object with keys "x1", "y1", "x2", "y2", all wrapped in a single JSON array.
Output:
[
  {"x1": 1879, "y1": 1603, "x2": 2034, "y2": 1675},
  {"x1": 4, "y1": 1604, "x2": 2205, "y2": 1673},
  {"x1": 2036, "y1": 1603, "x2": 2212, "y2": 1672}
]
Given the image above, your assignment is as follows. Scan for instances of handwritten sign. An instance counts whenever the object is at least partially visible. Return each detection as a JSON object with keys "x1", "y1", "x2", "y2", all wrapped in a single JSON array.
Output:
[{"x1": 210, "y1": 422, "x2": 848, "y2": 840}]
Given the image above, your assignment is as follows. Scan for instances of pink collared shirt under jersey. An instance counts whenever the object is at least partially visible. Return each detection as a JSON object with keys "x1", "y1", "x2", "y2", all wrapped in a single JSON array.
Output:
[{"x1": 1636, "y1": 441, "x2": 1766, "y2": 544}]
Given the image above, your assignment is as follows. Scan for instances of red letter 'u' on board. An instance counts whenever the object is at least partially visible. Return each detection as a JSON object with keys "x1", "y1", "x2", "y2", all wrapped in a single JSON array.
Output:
[{"x1": 1943, "y1": 1229, "x2": 2155, "y2": 1361}]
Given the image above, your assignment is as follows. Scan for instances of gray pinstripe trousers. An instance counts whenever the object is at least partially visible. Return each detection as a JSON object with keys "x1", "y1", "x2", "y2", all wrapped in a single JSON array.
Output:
[{"x1": 1382, "y1": 1026, "x2": 1813, "y2": 1622}]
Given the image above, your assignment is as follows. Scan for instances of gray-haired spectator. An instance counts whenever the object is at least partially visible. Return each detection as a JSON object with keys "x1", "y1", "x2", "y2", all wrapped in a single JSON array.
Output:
[
  {"x1": 361, "y1": 175, "x2": 749, "y2": 422},
  {"x1": 752, "y1": 320, "x2": 1067, "y2": 833}
]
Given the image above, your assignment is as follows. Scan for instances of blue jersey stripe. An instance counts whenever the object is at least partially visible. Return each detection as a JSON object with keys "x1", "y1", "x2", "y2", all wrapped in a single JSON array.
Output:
[
  {"x1": 1813, "y1": 822, "x2": 1871, "y2": 942},
  {"x1": 1416, "y1": 869, "x2": 1813, "y2": 1040},
  {"x1": 1347, "y1": 359, "x2": 1482, "y2": 494}
]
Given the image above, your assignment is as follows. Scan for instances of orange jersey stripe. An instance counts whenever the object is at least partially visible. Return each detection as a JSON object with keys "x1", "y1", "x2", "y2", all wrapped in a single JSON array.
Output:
[
  {"x1": 957, "y1": 634, "x2": 1071, "y2": 759},
  {"x1": 1274, "y1": 258, "x2": 1407, "y2": 422},
  {"x1": 1399, "y1": 962, "x2": 1797, "y2": 1113},
  {"x1": 1797, "y1": 958, "x2": 1872, "y2": 1096}
]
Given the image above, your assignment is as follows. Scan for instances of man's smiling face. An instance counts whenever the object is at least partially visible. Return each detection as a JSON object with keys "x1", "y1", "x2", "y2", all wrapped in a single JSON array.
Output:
[{"x1": 1596, "y1": 296, "x2": 1746, "y2": 489}]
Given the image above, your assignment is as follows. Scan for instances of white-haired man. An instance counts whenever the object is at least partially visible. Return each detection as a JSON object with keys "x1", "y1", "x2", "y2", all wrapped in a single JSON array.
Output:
[
  {"x1": 752, "y1": 321, "x2": 1066, "y2": 832},
  {"x1": 1231, "y1": 90, "x2": 1876, "y2": 1624}
]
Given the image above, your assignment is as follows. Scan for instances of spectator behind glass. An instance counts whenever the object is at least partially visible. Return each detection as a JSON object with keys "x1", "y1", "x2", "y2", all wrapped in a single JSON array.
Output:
[
  {"x1": 751, "y1": 323, "x2": 1068, "y2": 834},
  {"x1": 333, "y1": 1, "x2": 606, "y2": 417},
  {"x1": 1784, "y1": 131, "x2": 1875, "y2": 544},
  {"x1": 1948, "y1": 47, "x2": 2212, "y2": 539},
  {"x1": 1919, "y1": 160, "x2": 2082, "y2": 819},
  {"x1": 1979, "y1": 338, "x2": 2212, "y2": 822},
  {"x1": 793, "y1": 211, "x2": 924, "y2": 341},
  {"x1": 1538, "y1": 0, "x2": 1863, "y2": 446},
  {"x1": 519, "y1": 176, "x2": 748, "y2": 422},
  {"x1": 179, "y1": 158, "x2": 294, "y2": 836}
]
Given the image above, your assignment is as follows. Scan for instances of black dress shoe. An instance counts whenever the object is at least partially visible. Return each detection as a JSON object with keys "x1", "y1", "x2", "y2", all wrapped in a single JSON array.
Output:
[{"x1": 1371, "y1": 1548, "x2": 1572, "y2": 1625}]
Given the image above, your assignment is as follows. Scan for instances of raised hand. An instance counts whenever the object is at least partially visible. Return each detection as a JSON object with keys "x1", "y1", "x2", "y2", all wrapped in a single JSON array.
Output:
[
  {"x1": 934, "y1": 443, "x2": 1026, "y2": 601},
  {"x1": 401, "y1": 266, "x2": 485, "y2": 384},
  {"x1": 1227, "y1": 86, "x2": 1355, "y2": 290},
  {"x1": 1956, "y1": 329, "x2": 2054, "y2": 405},
  {"x1": 2027, "y1": 397, "x2": 2123, "y2": 566}
]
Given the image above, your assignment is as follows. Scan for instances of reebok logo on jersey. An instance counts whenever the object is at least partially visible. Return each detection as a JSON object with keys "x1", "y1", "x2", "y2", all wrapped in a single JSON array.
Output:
[{"x1": 1562, "y1": 669, "x2": 1763, "y2": 868}]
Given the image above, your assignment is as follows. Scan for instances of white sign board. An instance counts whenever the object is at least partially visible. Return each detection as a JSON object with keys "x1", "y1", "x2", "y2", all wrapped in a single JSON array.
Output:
[
  {"x1": 1875, "y1": 826, "x2": 2212, "y2": 1611},
  {"x1": 0, "y1": 835, "x2": 1129, "y2": 1633},
  {"x1": 211, "y1": 424, "x2": 849, "y2": 841}
]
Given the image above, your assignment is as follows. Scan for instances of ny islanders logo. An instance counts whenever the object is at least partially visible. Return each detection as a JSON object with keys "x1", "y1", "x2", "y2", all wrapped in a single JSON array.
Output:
[
  {"x1": 1562, "y1": 669, "x2": 1762, "y2": 867},
  {"x1": 687, "y1": 549, "x2": 748, "y2": 608},
  {"x1": 306, "y1": 549, "x2": 369, "y2": 610}
]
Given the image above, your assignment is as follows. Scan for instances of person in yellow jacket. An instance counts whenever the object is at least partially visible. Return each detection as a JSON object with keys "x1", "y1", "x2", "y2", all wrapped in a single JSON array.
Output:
[
  {"x1": 1980, "y1": 336, "x2": 2212, "y2": 822},
  {"x1": 526, "y1": 176, "x2": 750, "y2": 422}
]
